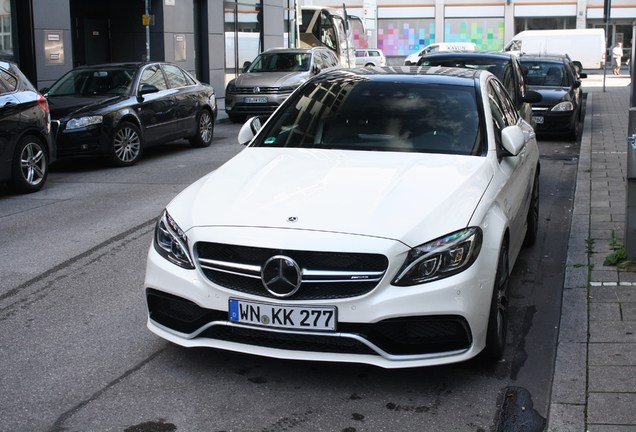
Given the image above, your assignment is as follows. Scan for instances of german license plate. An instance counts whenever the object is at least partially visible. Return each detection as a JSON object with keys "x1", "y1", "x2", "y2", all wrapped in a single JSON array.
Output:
[
  {"x1": 534, "y1": 116, "x2": 544, "y2": 124},
  {"x1": 244, "y1": 97, "x2": 267, "y2": 103},
  {"x1": 229, "y1": 298, "x2": 336, "y2": 331}
]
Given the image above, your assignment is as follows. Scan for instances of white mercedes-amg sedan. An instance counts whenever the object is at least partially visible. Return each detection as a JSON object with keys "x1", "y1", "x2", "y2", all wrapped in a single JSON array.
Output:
[{"x1": 144, "y1": 66, "x2": 540, "y2": 368}]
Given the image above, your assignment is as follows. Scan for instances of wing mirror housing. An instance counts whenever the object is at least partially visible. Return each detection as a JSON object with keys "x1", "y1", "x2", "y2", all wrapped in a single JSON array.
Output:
[
  {"x1": 523, "y1": 89, "x2": 542, "y2": 104},
  {"x1": 501, "y1": 125, "x2": 526, "y2": 156},
  {"x1": 137, "y1": 84, "x2": 159, "y2": 101},
  {"x1": 238, "y1": 116, "x2": 263, "y2": 145}
]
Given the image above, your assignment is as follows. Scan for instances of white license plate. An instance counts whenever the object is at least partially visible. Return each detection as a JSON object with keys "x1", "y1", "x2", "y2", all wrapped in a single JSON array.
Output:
[
  {"x1": 533, "y1": 116, "x2": 544, "y2": 124},
  {"x1": 229, "y1": 298, "x2": 336, "y2": 331},
  {"x1": 244, "y1": 97, "x2": 267, "y2": 103}
]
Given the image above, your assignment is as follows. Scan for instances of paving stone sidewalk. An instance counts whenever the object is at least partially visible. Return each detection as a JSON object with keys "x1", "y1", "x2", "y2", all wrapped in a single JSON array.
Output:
[{"x1": 547, "y1": 72, "x2": 636, "y2": 432}]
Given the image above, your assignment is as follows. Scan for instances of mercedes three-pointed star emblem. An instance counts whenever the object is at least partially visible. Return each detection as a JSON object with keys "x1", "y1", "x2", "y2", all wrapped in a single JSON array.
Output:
[{"x1": 261, "y1": 255, "x2": 302, "y2": 297}]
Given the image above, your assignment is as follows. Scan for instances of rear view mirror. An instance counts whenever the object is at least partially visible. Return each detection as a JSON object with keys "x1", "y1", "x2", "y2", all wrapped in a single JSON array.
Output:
[
  {"x1": 238, "y1": 116, "x2": 262, "y2": 145},
  {"x1": 501, "y1": 125, "x2": 526, "y2": 156},
  {"x1": 523, "y1": 90, "x2": 542, "y2": 104}
]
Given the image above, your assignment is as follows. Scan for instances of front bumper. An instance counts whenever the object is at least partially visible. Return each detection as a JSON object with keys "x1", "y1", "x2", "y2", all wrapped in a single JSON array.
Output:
[
  {"x1": 225, "y1": 92, "x2": 291, "y2": 117},
  {"x1": 52, "y1": 122, "x2": 112, "y2": 159},
  {"x1": 144, "y1": 226, "x2": 498, "y2": 368},
  {"x1": 531, "y1": 108, "x2": 577, "y2": 134}
]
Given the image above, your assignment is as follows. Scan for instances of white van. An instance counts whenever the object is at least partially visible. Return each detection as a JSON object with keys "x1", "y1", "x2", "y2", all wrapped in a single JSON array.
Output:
[
  {"x1": 404, "y1": 42, "x2": 477, "y2": 65},
  {"x1": 504, "y1": 29, "x2": 605, "y2": 71}
]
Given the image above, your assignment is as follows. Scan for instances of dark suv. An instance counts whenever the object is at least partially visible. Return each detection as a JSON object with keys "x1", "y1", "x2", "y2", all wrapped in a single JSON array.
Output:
[
  {"x1": 225, "y1": 47, "x2": 341, "y2": 123},
  {"x1": 417, "y1": 51, "x2": 540, "y2": 127},
  {"x1": 0, "y1": 61, "x2": 54, "y2": 193}
]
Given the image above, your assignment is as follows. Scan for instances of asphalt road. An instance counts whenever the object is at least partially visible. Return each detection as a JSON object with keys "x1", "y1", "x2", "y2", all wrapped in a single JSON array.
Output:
[{"x1": 0, "y1": 118, "x2": 579, "y2": 432}]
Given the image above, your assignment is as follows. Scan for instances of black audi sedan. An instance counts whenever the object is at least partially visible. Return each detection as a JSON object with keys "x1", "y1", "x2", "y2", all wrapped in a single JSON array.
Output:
[
  {"x1": 0, "y1": 61, "x2": 54, "y2": 193},
  {"x1": 519, "y1": 54, "x2": 586, "y2": 140},
  {"x1": 44, "y1": 62, "x2": 217, "y2": 166}
]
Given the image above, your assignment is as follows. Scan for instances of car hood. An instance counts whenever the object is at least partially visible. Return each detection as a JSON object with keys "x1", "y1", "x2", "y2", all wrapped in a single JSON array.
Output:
[
  {"x1": 234, "y1": 72, "x2": 310, "y2": 88},
  {"x1": 527, "y1": 86, "x2": 570, "y2": 105},
  {"x1": 47, "y1": 94, "x2": 126, "y2": 119},
  {"x1": 167, "y1": 148, "x2": 494, "y2": 247}
]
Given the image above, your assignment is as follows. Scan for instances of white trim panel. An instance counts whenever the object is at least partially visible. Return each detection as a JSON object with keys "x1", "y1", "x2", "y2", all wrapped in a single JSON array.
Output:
[
  {"x1": 444, "y1": 5, "x2": 505, "y2": 17},
  {"x1": 378, "y1": 6, "x2": 436, "y2": 18},
  {"x1": 587, "y1": 7, "x2": 636, "y2": 19},
  {"x1": 514, "y1": 4, "x2": 577, "y2": 17}
]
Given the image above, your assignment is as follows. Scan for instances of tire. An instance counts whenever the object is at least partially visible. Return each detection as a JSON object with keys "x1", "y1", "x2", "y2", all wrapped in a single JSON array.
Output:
[
  {"x1": 228, "y1": 113, "x2": 246, "y2": 124},
  {"x1": 483, "y1": 239, "x2": 509, "y2": 361},
  {"x1": 365, "y1": 62, "x2": 375, "y2": 67},
  {"x1": 524, "y1": 172, "x2": 540, "y2": 247},
  {"x1": 9, "y1": 135, "x2": 48, "y2": 194},
  {"x1": 110, "y1": 122, "x2": 142, "y2": 167},
  {"x1": 189, "y1": 109, "x2": 214, "y2": 148}
]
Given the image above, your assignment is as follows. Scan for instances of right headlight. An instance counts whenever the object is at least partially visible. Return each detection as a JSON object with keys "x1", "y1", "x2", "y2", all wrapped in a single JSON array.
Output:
[
  {"x1": 153, "y1": 210, "x2": 194, "y2": 269},
  {"x1": 393, "y1": 227, "x2": 482, "y2": 286},
  {"x1": 65, "y1": 115, "x2": 103, "y2": 131}
]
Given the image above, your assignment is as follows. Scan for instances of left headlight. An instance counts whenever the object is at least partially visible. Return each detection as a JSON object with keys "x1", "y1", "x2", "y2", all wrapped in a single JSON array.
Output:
[
  {"x1": 153, "y1": 210, "x2": 194, "y2": 269},
  {"x1": 65, "y1": 115, "x2": 103, "y2": 131},
  {"x1": 550, "y1": 101, "x2": 574, "y2": 112},
  {"x1": 393, "y1": 227, "x2": 482, "y2": 286}
]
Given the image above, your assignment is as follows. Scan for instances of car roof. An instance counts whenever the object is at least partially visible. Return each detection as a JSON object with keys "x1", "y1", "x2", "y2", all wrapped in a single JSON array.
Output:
[
  {"x1": 519, "y1": 53, "x2": 571, "y2": 63},
  {"x1": 262, "y1": 47, "x2": 320, "y2": 54},
  {"x1": 420, "y1": 51, "x2": 518, "y2": 61},
  {"x1": 314, "y1": 66, "x2": 482, "y2": 86}
]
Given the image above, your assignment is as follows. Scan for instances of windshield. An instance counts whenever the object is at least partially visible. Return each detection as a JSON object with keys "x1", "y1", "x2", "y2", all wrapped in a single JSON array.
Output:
[
  {"x1": 520, "y1": 61, "x2": 566, "y2": 86},
  {"x1": 47, "y1": 66, "x2": 137, "y2": 96},
  {"x1": 253, "y1": 78, "x2": 483, "y2": 156},
  {"x1": 247, "y1": 53, "x2": 312, "y2": 73}
]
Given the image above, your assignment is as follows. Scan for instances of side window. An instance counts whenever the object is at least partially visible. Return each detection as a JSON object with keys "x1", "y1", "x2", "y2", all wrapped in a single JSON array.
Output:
[
  {"x1": 489, "y1": 82, "x2": 507, "y2": 148},
  {"x1": 492, "y1": 79, "x2": 519, "y2": 126},
  {"x1": 326, "y1": 51, "x2": 339, "y2": 67},
  {"x1": 139, "y1": 65, "x2": 168, "y2": 91},
  {"x1": 500, "y1": 63, "x2": 517, "y2": 106},
  {"x1": 0, "y1": 69, "x2": 17, "y2": 94},
  {"x1": 162, "y1": 64, "x2": 189, "y2": 88}
]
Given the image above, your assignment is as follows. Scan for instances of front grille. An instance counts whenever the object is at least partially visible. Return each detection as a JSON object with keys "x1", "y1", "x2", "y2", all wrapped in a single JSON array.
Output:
[
  {"x1": 233, "y1": 86, "x2": 281, "y2": 94},
  {"x1": 195, "y1": 242, "x2": 388, "y2": 300},
  {"x1": 201, "y1": 326, "x2": 377, "y2": 355}
]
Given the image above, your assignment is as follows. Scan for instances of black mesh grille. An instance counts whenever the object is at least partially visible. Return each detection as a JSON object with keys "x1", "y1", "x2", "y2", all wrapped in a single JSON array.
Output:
[{"x1": 195, "y1": 242, "x2": 388, "y2": 300}]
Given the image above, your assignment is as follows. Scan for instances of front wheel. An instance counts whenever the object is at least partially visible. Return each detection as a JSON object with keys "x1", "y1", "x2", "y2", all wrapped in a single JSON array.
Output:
[
  {"x1": 111, "y1": 122, "x2": 142, "y2": 167},
  {"x1": 189, "y1": 109, "x2": 214, "y2": 148},
  {"x1": 9, "y1": 135, "x2": 48, "y2": 193},
  {"x1": 483, "y1": 240, "x2": 509, "y2": 361}
]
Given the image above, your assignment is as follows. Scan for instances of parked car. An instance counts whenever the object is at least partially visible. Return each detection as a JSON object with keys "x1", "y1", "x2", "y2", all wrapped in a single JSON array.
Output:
[
  {"x1": 0, "y1": 61, "x2": 54, "y2": 193},
  {"x1": 44, "y1": 62, "x2": 217, "y2": 167},
  {"x1": 404, "y1": 42, "x2": 477, "y2": 65},
  {"x1": 417, "y1": 51, "x2": 541, "y2": 127},
  {"x1": 144, "y1": 66, "x2": 540, "y2": 368},
  {"x1": 519, "y1": 54, "x2": 586, "y2": 139},
  {"x1": 225, "y1": 47, "x2": 340, "y2": 123},
  {"x1": 355, "y1": 48, "x2": 386, "y2": 67}
]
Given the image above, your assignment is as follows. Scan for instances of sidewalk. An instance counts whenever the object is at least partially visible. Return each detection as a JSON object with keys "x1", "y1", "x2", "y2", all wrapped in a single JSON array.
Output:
[{"x1": 547, "y1": 71, "x2": 636, "y2": 432}]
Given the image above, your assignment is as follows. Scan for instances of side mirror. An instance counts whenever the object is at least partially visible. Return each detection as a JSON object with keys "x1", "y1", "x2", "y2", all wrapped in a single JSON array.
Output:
[
  {"x1": 238, "y1": 116, "x2": 262, "y2": 145},
  {"x1": 501, "y1": 125, "x2": 526, "y2": 156},
  {"x1": 312, "y1": 65, "x2": 321, "y2": 75},
  {"x1": 578, "y1": 72, "x2": 588, "y2": 79},
  {"x1": 241, "y1": 61, "x2": 251, "y2": 73},
  {"x1": 522, "y1": 90, "x2": 542, "y2": 104},
  {"x1": 138, "y1": 84, "x2": 159, "y2": 101},
  {"x1": 573, "y1": 80, "x2": 582, "y2": 89}
]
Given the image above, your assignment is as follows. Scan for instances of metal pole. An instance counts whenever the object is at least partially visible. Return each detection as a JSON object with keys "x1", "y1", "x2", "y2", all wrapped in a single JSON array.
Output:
[
  {"x1": 603, "y1": 20, "x2": 609, "y2": 92},
  {"x1": 626, "y1": 24, "x2": 636, "y2": 258},
  {"x1": 145, "y1": 0, "x2": 151, "y2": 61}
]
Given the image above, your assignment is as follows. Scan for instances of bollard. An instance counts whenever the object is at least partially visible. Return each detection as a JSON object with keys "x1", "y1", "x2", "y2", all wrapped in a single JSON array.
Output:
[{"x1": 625, "y1": 108, "x2": 636, "y2": 258}]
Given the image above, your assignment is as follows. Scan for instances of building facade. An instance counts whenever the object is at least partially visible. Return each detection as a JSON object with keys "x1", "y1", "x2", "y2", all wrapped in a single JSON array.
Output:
[{"x1": 0, "y1": 0, "x2": 634, "y2": 100}]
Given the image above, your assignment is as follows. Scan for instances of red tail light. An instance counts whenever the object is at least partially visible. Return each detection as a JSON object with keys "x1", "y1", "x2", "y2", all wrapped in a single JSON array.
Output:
[{"x1": 36, "y1": 93, "x2": 49, "y2": 114}]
